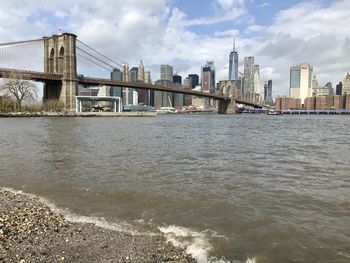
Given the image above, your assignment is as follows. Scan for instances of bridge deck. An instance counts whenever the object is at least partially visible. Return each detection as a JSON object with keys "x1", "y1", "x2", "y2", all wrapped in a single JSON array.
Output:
[{"x1": 0, "y1": 68, "x2": 261, "y2": 107}]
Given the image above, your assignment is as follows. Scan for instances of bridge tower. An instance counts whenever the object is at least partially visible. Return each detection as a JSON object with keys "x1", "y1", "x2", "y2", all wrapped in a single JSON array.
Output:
[{"x1": 43, "y1": 33, "x2": 77, "y2": 111}]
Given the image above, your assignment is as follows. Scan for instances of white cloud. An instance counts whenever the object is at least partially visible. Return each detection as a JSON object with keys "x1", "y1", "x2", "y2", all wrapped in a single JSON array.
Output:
[{"x1": 0, "y1": 0, "x2": 349, "y2": 99}]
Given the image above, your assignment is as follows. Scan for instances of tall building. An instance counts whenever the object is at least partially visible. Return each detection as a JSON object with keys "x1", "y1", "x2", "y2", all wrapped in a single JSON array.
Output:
[
  {"x1": 243, "y1": 57, "x2": 254, "y2": 94},
  {"x1": 160, "y1": 64, "x2": 173, "y2": 81},
  {"x1": 137, "y1": 60, "x2": 149, "y2": 105},
  {"x1": 138, "y1": 60, "x2": 145, "y2": 82},
  {"x1": 201, "y1": 61, "x2": 215, "y2": 93},
  {"x1": 122, "y1": 62, "x2": 130, "y2": 105},
  {"x1": 173, "y1": 74, "x2": 182, "y2": 84},
  {"x1": 336, "y1": 82, "x2": 343, "y2": 95},
  {"x1": 188, "y1": 74, "x2": 199, "y2": 88},
  {"x1": 128, "y1": 67, "x2": 139, "y2": 105},
  {"x1": 173, "y1": 74, "x2": 183, "y2": 108},
  {"x1": 229, "y1": 39, "x2": 239, "y2": 80},
  {"x1": 253, "y1": 64, "x2": 260, "y2": 94},
  {"x1": 264, "y1": 80, "x2": 273, "y2": 106},
  {"x1": 342, "y1": 72, "x2": 350, "y2": 95},
  {"x1": 110, "y1": 68, "x2": 122, "y2": 98},
  {"x1": 144, "y1": 71, "x2": 151, "y2": 84},
  {"x1": 289, "y1": 63, "x2": 313, "y2": 103},
  {"x1": 153, "y1": 65, "x2": 174, "y2": 108},
  {"x1": 264, "y1": 82, "x2": 268, "y2": 101}
]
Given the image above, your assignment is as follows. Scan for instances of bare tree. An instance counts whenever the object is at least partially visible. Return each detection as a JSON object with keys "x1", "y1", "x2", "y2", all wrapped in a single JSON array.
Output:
[{"x1": 1, "y1": 72, "x2": 38, "y2": 111}]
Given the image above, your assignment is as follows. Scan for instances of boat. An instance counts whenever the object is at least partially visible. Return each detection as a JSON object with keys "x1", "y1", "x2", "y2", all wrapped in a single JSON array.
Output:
[
  {"x1": 156, "y1": 107, "x2": 176, "y2": 114},
  {"x1": 267, "y1": 109, "x2": 282, "y2": 115}
]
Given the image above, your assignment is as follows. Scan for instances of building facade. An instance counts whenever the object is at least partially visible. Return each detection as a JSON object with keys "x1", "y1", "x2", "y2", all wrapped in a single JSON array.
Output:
[
  {"x1": 342, "y1": 73, "x2": 350, "y2": 95},
  {"x1": 289, "y1": 63, "x2": 313, "y2": 103},
  {"x1": 253, "y1": 64, "x2": 260, "y2": 95},
  {"x1": 160, "y1": 64, "x2": 173, "y2": 82},
  {"x1": 243, "y1": 57, "x2": 254, "y2": 94},
  {"x1": 201, "y1": 61, "x2": 215, "y2": 93}
]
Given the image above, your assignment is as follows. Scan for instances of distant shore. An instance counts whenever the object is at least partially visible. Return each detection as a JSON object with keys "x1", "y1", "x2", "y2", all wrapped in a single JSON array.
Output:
[
  {"x1": 0, "y1": 111, "x2": 156, "y2": 118},
  {"x1": 0, "y1": 189, "x2": 196, "y2": 263}
]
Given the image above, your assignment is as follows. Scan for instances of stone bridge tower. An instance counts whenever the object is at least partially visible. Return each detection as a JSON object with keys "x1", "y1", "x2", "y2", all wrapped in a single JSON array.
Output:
[{"x1": 43, "y1": 33, "x2": 77, "y2": 111}]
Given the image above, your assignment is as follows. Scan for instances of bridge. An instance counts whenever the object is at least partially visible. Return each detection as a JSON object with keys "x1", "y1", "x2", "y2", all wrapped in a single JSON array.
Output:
[{"x1": 0, "y1": 33, "x2": 261, "y2": 113}]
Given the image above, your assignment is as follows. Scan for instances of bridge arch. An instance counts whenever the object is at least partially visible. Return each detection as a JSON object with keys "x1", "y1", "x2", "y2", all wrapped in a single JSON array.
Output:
[
  {"x1": 58, "y1": 46, "x2": 64, "y2": 73},
  {"x1": 49, "y1": 48, "x2": 55, "y2": 73}
]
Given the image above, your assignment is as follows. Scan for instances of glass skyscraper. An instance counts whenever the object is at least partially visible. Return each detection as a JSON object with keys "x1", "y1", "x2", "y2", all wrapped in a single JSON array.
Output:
[{"x1": 229, "y1": 39, "x2": 238, "y2": 80}]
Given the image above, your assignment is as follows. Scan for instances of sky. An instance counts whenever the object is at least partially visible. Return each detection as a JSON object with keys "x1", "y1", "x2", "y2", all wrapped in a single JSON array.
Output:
[{"x1": 0, "y1": 0, "x2": 349, "y2": 97}]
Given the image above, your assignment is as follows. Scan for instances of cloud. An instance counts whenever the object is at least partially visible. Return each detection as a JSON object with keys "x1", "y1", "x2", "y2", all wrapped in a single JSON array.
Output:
[{"x1": 0, "y1": 0, "x2": 349, "y2": 99}]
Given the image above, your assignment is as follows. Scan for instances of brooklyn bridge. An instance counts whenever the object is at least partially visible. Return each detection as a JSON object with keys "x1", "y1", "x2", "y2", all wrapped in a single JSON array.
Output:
[{"x1": 0, "y1": 33, "x2": 262, "y2": 113}]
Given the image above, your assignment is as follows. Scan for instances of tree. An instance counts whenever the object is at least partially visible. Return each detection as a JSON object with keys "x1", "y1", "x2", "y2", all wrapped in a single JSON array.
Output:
[{"x1": 1, "y1": 72, "x2": 38, "y2": 111}]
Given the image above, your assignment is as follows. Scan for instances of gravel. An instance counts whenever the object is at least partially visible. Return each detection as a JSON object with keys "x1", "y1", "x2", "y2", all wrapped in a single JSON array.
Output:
[{"x1": 0, "y1": 190, "x2": 197, "y2": 263}]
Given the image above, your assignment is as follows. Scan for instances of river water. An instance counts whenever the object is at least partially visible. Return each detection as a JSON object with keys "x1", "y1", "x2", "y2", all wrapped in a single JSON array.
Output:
[{"x1": 0, "y1": 115, "x2": 349, "y2": 262}]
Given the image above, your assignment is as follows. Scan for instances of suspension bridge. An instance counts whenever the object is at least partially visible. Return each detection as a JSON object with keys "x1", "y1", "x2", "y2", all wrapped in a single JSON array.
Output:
[{"x1": 0, "y1": 33, "x2": 261, "y2": 113}]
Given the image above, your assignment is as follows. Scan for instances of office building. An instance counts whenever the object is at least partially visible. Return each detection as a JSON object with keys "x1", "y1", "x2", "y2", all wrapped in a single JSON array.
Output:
[
  {"x1": 243, "y1": 57, "x2": 254, "y2": 94},
  {"x1": 336, "y1": 82, "x2": 343, "y2": 95},
  {"x1": 173, "y1": 74, "x2": 183, "y2": 108},
  {"x1": 110, "y1": 68, "x2": 122, "y2": 98},
  {"x1": 342, "y1": 72, "x2": 350, "y2": 95},
  {"x1": 253, "y1": 64, "x2": 260, "y2": 94},
  {"x1": 264, "y1": 80, "x2": 273, "y2": 106},
  {"x1": 122, "y1": 62, "x2": 130, "y2": 105},
  {"x1": 229, "y1": 39, "x2": 239, "y2": 80},
  {"x1": 201, "y1": 61, "x2": 215, "y2": 93},
  {"x1": 188, "y1": 74, "x2": 199, "y2": 88},
  {"x1": 289, "y1": 63, "x2": 313, "y2": 103},
  {"x1": 160, "y1": 64, "x2": 173, "y2": 81}
]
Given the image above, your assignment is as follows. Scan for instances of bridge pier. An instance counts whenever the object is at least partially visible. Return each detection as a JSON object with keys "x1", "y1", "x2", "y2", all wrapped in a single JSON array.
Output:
[
  {"x1": 218, "y1": 99, "x2": 237, "y2": 114},
  {"x1": 43, "y1": 33, "x2": 77, "y2": 111}
]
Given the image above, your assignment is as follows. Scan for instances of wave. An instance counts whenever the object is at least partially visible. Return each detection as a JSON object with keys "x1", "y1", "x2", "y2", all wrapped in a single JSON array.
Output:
[
  {"x1": 159, "y1": 225, "x2": 256, "y2": 263},
  {"x1": 2, "y1": 187, "x2": 257, "y2": 263}
]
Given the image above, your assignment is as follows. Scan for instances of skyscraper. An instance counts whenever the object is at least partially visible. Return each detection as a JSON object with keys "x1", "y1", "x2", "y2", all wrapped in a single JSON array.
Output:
[
  {"x1": 229, "y1": 39, "x2": 238, "y2": 80},
  {"x1": 253, "y1": 64, "x2": 260, "y2": 94},
  {"x1": 122, "y1": 62, "x2": 130, "y2": 105},
  {"x1": 290, "y1": 63, "x2": 313, "y2": 103},
  {"x1": 137, "y1": 60, "x2": 144, "y2": 82},
  {"x1": 160, "y1": 64, "x2": 173, "y2": 81},
  {"x1": 342, "y1": 72, "x2": 350, "y2": 95},
  {"x1": 243, "y1": 57, "x2": 254, "y2": 94},
  {"x1": 110, "y1": 68, "x2": 122, "y2": 98},
  {"x1": 264, "y1": 80, "x2": 273, "y2": 106},
  {"x1": 188, "y1": 74, "x2": 199, "y2": 88},
  {"x1": 201, "y1": 61, "x2": 215, "y2": 93}
]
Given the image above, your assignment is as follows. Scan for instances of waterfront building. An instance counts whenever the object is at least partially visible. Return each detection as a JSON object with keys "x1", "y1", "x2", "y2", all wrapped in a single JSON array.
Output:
[
  {"x1": 275, "y1": 97, "x2": 302, "y2": 110},
  {"x1": 289, "y1": 63, "x2": 313, "y2": 103},
  {"x1": 201, "y1": 61, "x2": 216, "y2": 93},
  {"x1": 342, "y1": 72, "x2": 350, "y2": 95},
  {"x1": 243, "y1": 57, "x2": 254, "y2": 94},
  {"x1": 228, "y1": 39, "x2": 239, "y2": 80},
  {"x1": 110, "y1": 68, "x2": 122, "y2": 98}
]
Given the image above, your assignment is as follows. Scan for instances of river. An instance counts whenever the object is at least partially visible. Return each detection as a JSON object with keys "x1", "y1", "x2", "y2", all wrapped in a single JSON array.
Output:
[{"x1": 0, "y1": 115, "x2": 349, "y2": 262}]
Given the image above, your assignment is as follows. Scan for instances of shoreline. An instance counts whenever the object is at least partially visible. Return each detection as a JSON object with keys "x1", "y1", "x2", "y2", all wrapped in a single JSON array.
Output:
[
  {"x1": 0, "y1": 112, "x2": 157, "y2": 118},
  {"x1": 0, "y1": 189, "x2": 196, "y2": 263}
]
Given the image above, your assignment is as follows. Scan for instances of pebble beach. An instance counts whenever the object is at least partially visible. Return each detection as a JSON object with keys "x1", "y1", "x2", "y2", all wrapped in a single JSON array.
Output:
[{"x1": 0, "y1": 190, "x2": 197, "y2": 263}]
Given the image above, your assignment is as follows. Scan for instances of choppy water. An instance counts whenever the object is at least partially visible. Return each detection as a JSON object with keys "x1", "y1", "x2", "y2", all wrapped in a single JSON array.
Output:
[{"x1": 0, "y1": 115, "x2": 349, "y2": 263}]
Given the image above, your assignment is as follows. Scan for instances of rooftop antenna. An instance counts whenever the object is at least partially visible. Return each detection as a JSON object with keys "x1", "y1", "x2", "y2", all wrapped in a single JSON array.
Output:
[{"x1": 233, "y1": 38, "x2": 236, "y2": 52}]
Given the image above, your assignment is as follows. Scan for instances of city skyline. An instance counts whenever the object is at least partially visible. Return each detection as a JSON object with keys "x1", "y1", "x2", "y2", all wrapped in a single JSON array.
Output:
[{"x1": 0, "y1": 0, "x2": 349, "y2": 97}]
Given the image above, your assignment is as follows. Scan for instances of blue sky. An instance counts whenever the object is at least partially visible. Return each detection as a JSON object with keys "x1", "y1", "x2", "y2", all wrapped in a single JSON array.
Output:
[{"x1": 0, "y1": 0, "x2": 349, "y2": 97}]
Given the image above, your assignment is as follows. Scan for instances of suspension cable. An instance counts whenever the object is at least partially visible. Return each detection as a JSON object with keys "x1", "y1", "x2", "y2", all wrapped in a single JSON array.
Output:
[
  {"x1": 76, "y1": 39, "x2": 123, "y2": 68},
  {"x1": 77, "y1": 53, "x2": 113, "y2": 72},
  {"x1": 76, "y1": 47, "x2": 116, "y2": 69}
]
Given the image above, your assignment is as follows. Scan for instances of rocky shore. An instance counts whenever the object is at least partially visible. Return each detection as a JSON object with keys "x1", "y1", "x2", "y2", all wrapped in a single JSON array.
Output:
[{"x1": 0, "y1": 190, "x2": 196, "y2": 263}]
